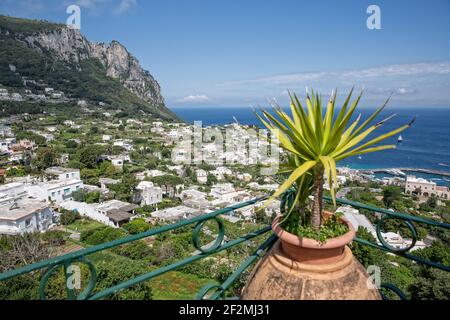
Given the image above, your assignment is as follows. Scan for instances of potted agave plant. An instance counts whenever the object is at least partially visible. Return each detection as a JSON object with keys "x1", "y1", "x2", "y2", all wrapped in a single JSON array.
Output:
[{"x1": 241, "y1": 88, "x2": 414, "y2": 300}]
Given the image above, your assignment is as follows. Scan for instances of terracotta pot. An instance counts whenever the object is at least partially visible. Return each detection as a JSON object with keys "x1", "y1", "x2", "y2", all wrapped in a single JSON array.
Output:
[
  {"x1": 271, "y1": 211, "x2": 356, "y2": 265},
  {"x1": 241, "y1": 211, "x2": 381, "y2": 300}
]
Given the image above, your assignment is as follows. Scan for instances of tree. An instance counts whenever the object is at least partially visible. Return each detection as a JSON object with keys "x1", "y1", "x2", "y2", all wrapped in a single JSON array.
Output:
[
  {"x1": 426, "y1": 195, "x2": 438, "y2": 209},
  {"x1": 108, "y1": 174, "x2": 138, "y2": 202},
  {"x1": 0, "y1": 233, "x2": 51, "y2": 272},
  {"x1": 383, "y1": 186, "x2": 403, "y2": 208},
  {"x1": 111, "y1": 146, "x2": 126, "y2": 155},
  {"x1": 410, "y1": 268, "x2": 450, "y2": 300},
  {"x1": 41, "y1": 231, "x2": 67, "y2": 246},
  {"x1": 123, "y1": 219, "x2": 150, "y2": 235},
  {"x1": 89, "y1": 126, "x2": 99, "y2": 134},
  {"x1": 350, "y1": 227, "x2": 383, "y2": 268},
  {"x1": 77, "y1": 146, "x2": 105, "y2": 169},
  {"x1": 64, "y1": 140, "x2": 78, "y2": 149},
  {"x1": 80, "y1": 227, "x2": 126, "y2": 245},
  {"x1": 255, "y1": 208, "x2": 271, "y2": 225},
  {"x1": 414, "y1": 241, "x2": 450, "y2": 266},
  {"x1": 161, "y1": 148, "x2": 172, "y2": 159},
  {"x1": 59, "y1": 210, "x2": 81, "y2": 225},
  {"x1": 72, "y1": 189, "x2": 87, "y2": 202},
  {"x1": 86, "y1": 191, "x2": 101, "y2": 204},
  {"x1": 206, "y1": 174, "x2": 218, "y2": 186},
  {"x1": 113, "y1": 241, "x2": 150, "y2": 260},
  {"x1": 95, "y1": 259, "x2": 153, "y2": 300},
  {"x1": 151, "y1": 175, "x2": 183, "y2": 198},
  {"x1": 198, "y1": 163, "x2": 215, "y2": 171},
  {"x1": 32, "y1": 147, "x2": 58, "y2": 171}
]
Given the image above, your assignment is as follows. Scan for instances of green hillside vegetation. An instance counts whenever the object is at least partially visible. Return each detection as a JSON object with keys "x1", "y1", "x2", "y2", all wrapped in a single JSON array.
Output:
[
  {"x1": 0, "y1": 37, "x2": 160, "y2": 115},
  {"x1": 0, "y1": 15, "x2": 63, "y2": 34},
  {"x1": 0, "y1": 15, "x2": 178, "y2": 120}
]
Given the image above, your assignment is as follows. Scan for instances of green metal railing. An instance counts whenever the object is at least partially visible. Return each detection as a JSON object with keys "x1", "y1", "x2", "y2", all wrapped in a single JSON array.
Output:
[
  {"x1": 0, "y1": 195, "x2": 449, "y2": 300},
  {"x1": 324, "y1": 196, "x2": 450, "y2": 272}
]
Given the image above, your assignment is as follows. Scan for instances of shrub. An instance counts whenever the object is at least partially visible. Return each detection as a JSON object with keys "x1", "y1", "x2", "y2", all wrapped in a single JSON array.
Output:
[
  {"x1": 86, "y1": 191, "x2": 101, "y2": 204},
  {"x1": 113, "y1": 241, "x2": 150, "y2": 260},
  {"x1": 41, "y1": 231, "x2": 66, "y2": 246},
  {"x1": 81, "y1": 227, "x2": 126, "y2": 245},
  {"x1": 59, "y1": 210, "x2": 81, "y2": 225},
  {"x1": 123, "y1": 219, "x2": 150, "y2": 235}
]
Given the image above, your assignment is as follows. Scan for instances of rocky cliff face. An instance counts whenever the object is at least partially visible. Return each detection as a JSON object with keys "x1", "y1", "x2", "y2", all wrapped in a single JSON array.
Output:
[{"x1": 7, "y1": 24, "x2": 165, "y2": 107}]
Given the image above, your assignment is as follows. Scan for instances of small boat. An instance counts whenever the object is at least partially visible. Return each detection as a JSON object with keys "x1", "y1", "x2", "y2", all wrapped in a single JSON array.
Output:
[
  {"x1": 398, "y1": 135, "x2": 403, "y2": 143},
  {"x1": 358, "y1": 156, "x2": 363, "y2": 160}
]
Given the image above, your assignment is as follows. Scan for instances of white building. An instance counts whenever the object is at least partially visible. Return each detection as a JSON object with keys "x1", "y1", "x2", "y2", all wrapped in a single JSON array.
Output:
[
  {"x1": 99, "y1": 178, "x2": 120, "y2": 190},
  {"x1": 151, "y1": 127, "x2": 165, "y2": 134},
  {"x1": 26, "y1": 179, "x2": 84, "y2": 204},
  {"x1": 0, "y1": 182, "x2": 28, "y2": 199},
  {"x1": 180, "y1": 189, "x2": 211, "y2": 210},
  {"x1": 0, "y1": 198, "x2": 54, "y2": 235},
  {"x1": 180, "y1": 189, "x2": 208, "y2": 201},
  {"x1": 113, "y1": 139, "x2": 133, "y2": 151},
  {"x1": 8, "y1": 151, "x2": 23, "y2": 163},
  {"x1": 0, "y1": 126, "x2": 13, "y2": 138},
  {"x1": 136, "y1": 170, "x2": 166, "y2": 180},
  {"x1": 405, "y1": 176, "x2": 450, "y2": 199},
  {"x1": 246, "y1": 182, "x2": 279, "y2": 192},
  {"x1": 111, "y1": 157, "x2": 125, "y2": 169},
  {"x1": 337, "y1": 206, "x2": 428, "y2": 252},
  {"x1": 45, "y1": 167, "x2": 81, "y2": 181},
  {"x1": 216, "y1": 166, "x2": 233, "y2": 176},
  {"x1": 102, "y1": 135, "x2": 112, "y2": 142},
  {"x1": 149, "y1": 205, "x2": 200, "y2": 222},
  {"x1": 337, "y1": 206, "x2": 377, "y2": 237},
  {"x1": 209, "y1": 183, "x2": 248, "y2": 206},
  {"x1": 0, "y1": 138, "x2": 15, "y2": 152},
  {"x1": 0, "y1": 88, "x2": 8, "y2": 97},
  {"x1": 237, "y1": 173, "x2": 252, "y2": 182},
  {"x1": 167, "y1": 165, "x2": 184, "y2": 176},
  {"x1": 136, "y1": 181, "x2": 163, "y2": 206},
  {"x1": 60, "y1": 200, "x2": 138, "y2": 228},
  {"x1": 51, "y1": 93, "x2": 63, "y2": 99},
  {"x1": 196, "y1": 169, "x2": 208, "y2": 184},
  {"x1": 11, "y1": 93, "x2": 23, "y2": 101}
]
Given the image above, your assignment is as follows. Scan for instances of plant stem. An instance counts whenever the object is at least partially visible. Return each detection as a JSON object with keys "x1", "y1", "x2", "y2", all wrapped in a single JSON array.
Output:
[{"x1": 311, "y1": 171, "x2": 324, "y2": 230}]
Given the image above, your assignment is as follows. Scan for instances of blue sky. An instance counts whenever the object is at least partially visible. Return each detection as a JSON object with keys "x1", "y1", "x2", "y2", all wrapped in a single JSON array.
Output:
[{"x1": 1, "y1": 0, "x2": 450, "y2": 108}]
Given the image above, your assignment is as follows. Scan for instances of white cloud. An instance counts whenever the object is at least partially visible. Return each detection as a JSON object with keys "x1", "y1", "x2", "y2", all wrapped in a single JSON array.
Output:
[
  {"x1": 212, "y1": 61, "x2": 450, "y2": 106},
  {"x1": 177, "y1": 95, "x2": 210, "y2": 103},
  {"x1": 74, "y1": 0, "x2": 108, "y2": 9},
  {"x1": 368, "y1": 87, "x2": 418, "y2": 96},
  {"x1": 220, "y1": 62, "x2": 450, "y2": 87},
  {"x1": 341, "y1": 62, "x2": 450, "y2": 79},
  {"x1": 71, "y1": 0, "x2": 136, "y2": 14},
  {"x1": 114, "y1": 0, "x2": 137, "y2": 14}
]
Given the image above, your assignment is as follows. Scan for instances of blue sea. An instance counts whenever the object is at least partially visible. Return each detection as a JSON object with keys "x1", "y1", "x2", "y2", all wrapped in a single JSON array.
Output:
[{"x1": 171, "y1": 106, "x2": 450, "y2": 186}]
